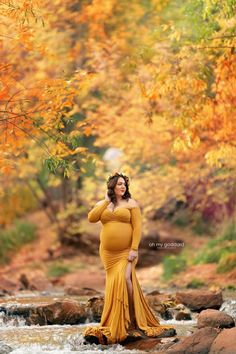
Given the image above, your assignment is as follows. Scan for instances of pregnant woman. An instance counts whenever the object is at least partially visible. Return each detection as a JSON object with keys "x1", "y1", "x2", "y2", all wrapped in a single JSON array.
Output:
[{"x1": 83, "y1": 172, "x2": 175, "y2": 344}]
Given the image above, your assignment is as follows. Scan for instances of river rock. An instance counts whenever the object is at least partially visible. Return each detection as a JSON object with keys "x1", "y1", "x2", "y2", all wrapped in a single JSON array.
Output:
[
  {"x1": 0, "y1": 342, "x2": 13, "y2": 354},
  {"x1": 176, "y1": 290, "x2": 223, "y2": 311},
  {"x1": 40, "y1": 299, "x2": 87, "y2": 324},
  {"x1": 0, "y1": 276, "x2": 18, "y2": 294},
  {"x1": 65, "y1": 286, "x2": 101, "y2": 296},
  {"x1": 198, "y1": 309, "x2": 235, "y2": 329},
  {"x1": 146, "y1": 294, "x2": 176, "y2": 320},
  {"x1": 146, "y1": 292, "x2": 176, "y2": 303},
  {"x1": 20, "y1": 274, "x2": 53, "y2": 291},
  {"x1": 175, "y1": 310, "x2": 192, "y2": 321},
  {"x1": 209, "y1": 327, "x2": 236, "y2": 353},
  {"x1": 123, "y1": 337, "x2": 161, "y2": 350},
  {"x1": 146, "y1": 289, "x2": 161, "y2": 295},
  {"x1": 86, "y1": 296, "x2": 104, "y2": 322},
  {"x1": 166, "y1": 327, "x2": 220, "y2": 353}
]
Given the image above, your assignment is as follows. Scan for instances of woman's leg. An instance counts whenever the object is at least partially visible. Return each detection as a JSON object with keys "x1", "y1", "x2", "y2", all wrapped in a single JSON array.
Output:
[{"x1": 125, "y1": 261, "x2": 136, "y2": 329}]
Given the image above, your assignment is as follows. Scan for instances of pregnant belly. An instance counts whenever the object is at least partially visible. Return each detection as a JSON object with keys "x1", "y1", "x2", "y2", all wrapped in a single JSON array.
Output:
[{"x1": 100, "y1": 222, "x2": 133, "y2": 251}]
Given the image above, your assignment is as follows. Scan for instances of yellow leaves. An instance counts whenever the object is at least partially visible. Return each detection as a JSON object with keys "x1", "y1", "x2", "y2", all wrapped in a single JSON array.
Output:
[
  {"x1": 52, "y1": 141, "x2": 72, "y2": 158},
  {"x1": 205, "y1": 144, "x2": 236, "y2": 168},
  {"x1": 137, "y1": 78, "x2": 158, "y2": 100},
  {"x1": 168, "y1": 29, "x2": 181, "y2": 42},
  {"x1": 161, "y1": 24, "x2": 170, "y2": 32},
  {"x1": 172, "y1": 129, "x2": 201, "y2": 154},
  {"x1": 72, "y1": 147, "x2": 88, "y2": 154},
  {"x1": 172, "y1": 137, "x2": 189, "y2": 153},
  {"x1": 161, "y1": 21, "x2": 182, "y2": 41},
  {"x1": 51, "y1": 141, "x2": 88, "y2": 159}
]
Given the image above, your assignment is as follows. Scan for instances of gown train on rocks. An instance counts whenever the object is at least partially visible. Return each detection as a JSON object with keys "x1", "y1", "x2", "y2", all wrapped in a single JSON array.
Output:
[{"x1": 83, "y1": 199, "x2": 175, "y2": 344}]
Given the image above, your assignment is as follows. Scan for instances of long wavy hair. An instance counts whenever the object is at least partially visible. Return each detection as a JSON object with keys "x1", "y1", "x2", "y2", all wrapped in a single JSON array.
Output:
[{"x1": 106, "y1": 172, "x2": 131, "y2": 205}]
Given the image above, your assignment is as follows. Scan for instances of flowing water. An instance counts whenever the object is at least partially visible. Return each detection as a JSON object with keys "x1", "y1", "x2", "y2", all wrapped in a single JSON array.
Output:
[{"x1": 0, "y1": 290, "x2": 235, "y2": 354}]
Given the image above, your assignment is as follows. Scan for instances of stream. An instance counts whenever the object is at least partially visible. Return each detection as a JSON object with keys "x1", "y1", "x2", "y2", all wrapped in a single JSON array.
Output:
[{"x1": 0, "y1": 290, "x2": 235, "y2": 354}]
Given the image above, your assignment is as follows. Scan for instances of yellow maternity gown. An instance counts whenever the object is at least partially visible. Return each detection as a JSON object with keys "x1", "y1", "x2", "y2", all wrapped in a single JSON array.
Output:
[{"x1": 83, "y1": 199, "x2": 174, "y2": 344}]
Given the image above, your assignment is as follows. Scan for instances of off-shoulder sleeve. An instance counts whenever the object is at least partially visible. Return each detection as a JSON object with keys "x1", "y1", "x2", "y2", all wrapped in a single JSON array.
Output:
[
  {"x1": 88, "y1": 200, "x2": 110, "y2": 223},
  {"x1": 130, "y1": 207, "x2": 142, "y2": 250}
]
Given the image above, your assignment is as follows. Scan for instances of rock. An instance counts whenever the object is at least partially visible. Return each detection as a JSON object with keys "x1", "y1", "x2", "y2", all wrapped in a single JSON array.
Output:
[
  {"x1": 19, "y1": 274, "x2": 30, "y2": 289},
  {"x1": 176, "y1": 290, "x2": 223, "y2": 311},
  {"x1": 0, "y1": 276, "x2": 18, "y2": 294},
  {"x1": 146, "y1": 289, "x2": 161, "y2": 296},
  {"x1": 0, "y1": 298, "x2": 95, "y2": 326},
  {"x1": 18, "y1": 273, "x2": 53, "y2": 292},
  {"x1": 2, "y1": 299, "x2": 89, "y2": 325},
  {"x1": 146, "y1": 293, "x2": 176, "y2": 303},
  {"x1": 168, "y1": 304, "x2": 192, "y2": 321},
  {"x1": 34, "y1": 299, "x2": 87, "y2": 325},
  {"x1": 166, "y1": 327, "x2": 220, "y2": 353},
  {"x1": 123, "y1": 337, "x2": 161, "y2": 350},
  {"x1": 65, "y1": 286, "x2": 101, "y2": 296},
  {"x1": 198, "y1": 309, "x2": 235, "y2": 329},
  {"x1": 29, "y1": 276, "x2": 54, "y2": 291},
  {"x1": 26, "y1": 309, "x2": 47, "y2": 326},
  {"x1": 149, "y1": 337, "x2": 179, "y2": 353},
  {"x1": 209, "y1": 327, "x2": 236, "y2": 353},
  {"x1": 86, "y1": 296, "x2": 104, "y2": 322},
  {"x1": 146, "y1": 294, "x2": 176, "y2": 320},
  {"x1": 175, "y1": 310, "x2": 192, "y2": 321},
  {"x1": 0, "y1": 342, "x2": 13, "y2": 354},
  {"x1": 155, "y1": 328, "x2": 177, "y2": 338},
  {"x1": 175, "y1": 303, "x2": 186, "y2": 310}
]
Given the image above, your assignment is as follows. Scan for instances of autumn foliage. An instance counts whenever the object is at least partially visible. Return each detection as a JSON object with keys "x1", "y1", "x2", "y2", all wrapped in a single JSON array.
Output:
[{"x1": 0, "y1": 0, "x2": 236, "y2": 232}]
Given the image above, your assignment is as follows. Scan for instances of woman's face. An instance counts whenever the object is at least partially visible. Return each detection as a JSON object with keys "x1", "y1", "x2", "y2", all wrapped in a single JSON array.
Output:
[{"x1": 114, "y1": 177, "x2": 126, "y2": 197}]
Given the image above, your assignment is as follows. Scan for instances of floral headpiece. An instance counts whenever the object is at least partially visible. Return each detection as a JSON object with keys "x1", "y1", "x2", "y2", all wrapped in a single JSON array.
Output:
[{"x1": 106, "y1": 171, "x2": 130, "y2": 186}]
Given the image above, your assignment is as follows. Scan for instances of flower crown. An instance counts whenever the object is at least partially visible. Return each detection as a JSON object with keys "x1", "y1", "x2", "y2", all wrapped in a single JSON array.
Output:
[{"x1": 106, "y1": 171, "x2": 130, "y2": 186}]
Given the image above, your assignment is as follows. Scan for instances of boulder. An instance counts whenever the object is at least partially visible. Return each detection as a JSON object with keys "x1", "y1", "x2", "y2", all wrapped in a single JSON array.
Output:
[
  {"x1": 176, "y1": 290, "x2": 223, "y2": 311},
  {"x1": 19, "y1": 273, "x2": 54, "y2": 292},
  {"x1": 175, "y1": 310, "x2": 191, "y2": 321},
  {"x1": 86, "y1": 296, "x2": 104, "y2": 322},
  {"x1": 0, "y1": 276, "x2": 18, "y2": 294},
  {"x1": 65, "y1": 286, "x2": 101, "y2": 296},
  {"x1": 146, "y1": 294, "x2": 176, "y2": 320},
  {"x1": 167, "y1": 327, "x2": 220, "y2": 353},
  {"x1": 146, "y1": 289, "x2": 161, "y2": 296},
  {"x1": 198, "y1": 309, "x2": 235, "y2": 329},
  {"x1": 209, "y1": 327, "x2": 236, "y2": 353},
  {"x1": 34, "y1": 299, "x2": 87, "y2": 325}
]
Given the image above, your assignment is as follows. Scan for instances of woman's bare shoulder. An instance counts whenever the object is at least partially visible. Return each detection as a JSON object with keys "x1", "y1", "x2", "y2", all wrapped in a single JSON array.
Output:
[
  {"x1": 128, "y1": 198, "x2": 139, "y2": 208},
  {"x1": 95, "y1": 199, "x2": 107, "y2": 206}
]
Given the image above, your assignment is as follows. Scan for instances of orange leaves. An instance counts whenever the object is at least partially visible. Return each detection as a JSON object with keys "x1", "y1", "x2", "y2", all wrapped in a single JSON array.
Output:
[
  {"x1": 0, "y1": 85, "x2": 8, "y2": 100},
  {"x1": 84, "y1": 126, "x2": 92, "y2": 137},
  {"x1": 17, "y1": 26, "x2": 34, "y2": 50},
  {"x1": 78, "y1": 0, "x2": 116, "y2": 38},
  {"x1": 199, "y1": 54, "x2": 236, "y2": 162},
  {"x1": 138, "y1": 78, "x2": 158, "y2": 100}
]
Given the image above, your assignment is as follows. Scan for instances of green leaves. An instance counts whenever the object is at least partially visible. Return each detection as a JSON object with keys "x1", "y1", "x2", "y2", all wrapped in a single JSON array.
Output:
[{"x1": 44, "y1": 156, "x2": 70, "y2": 177}]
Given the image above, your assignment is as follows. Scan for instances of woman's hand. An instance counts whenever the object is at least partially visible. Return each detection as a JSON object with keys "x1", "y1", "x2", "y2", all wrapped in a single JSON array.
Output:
[{"x1": 127, "y1": 249, "x2": 138, "y2": 262}]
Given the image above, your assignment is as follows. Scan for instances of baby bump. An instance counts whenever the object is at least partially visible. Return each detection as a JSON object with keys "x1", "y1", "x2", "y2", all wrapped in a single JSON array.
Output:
[{"x1": 100, "y1": 222, "x2": 132, "y2": 251}]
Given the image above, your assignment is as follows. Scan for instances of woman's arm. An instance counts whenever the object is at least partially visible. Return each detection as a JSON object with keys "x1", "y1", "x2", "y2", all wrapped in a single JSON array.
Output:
[
  {"x1": 88, "y1": 199, "x2": 110, "y2": 223},
  {"x1": 130, "y1": 204, "x2": 142, "y2": 251}
]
